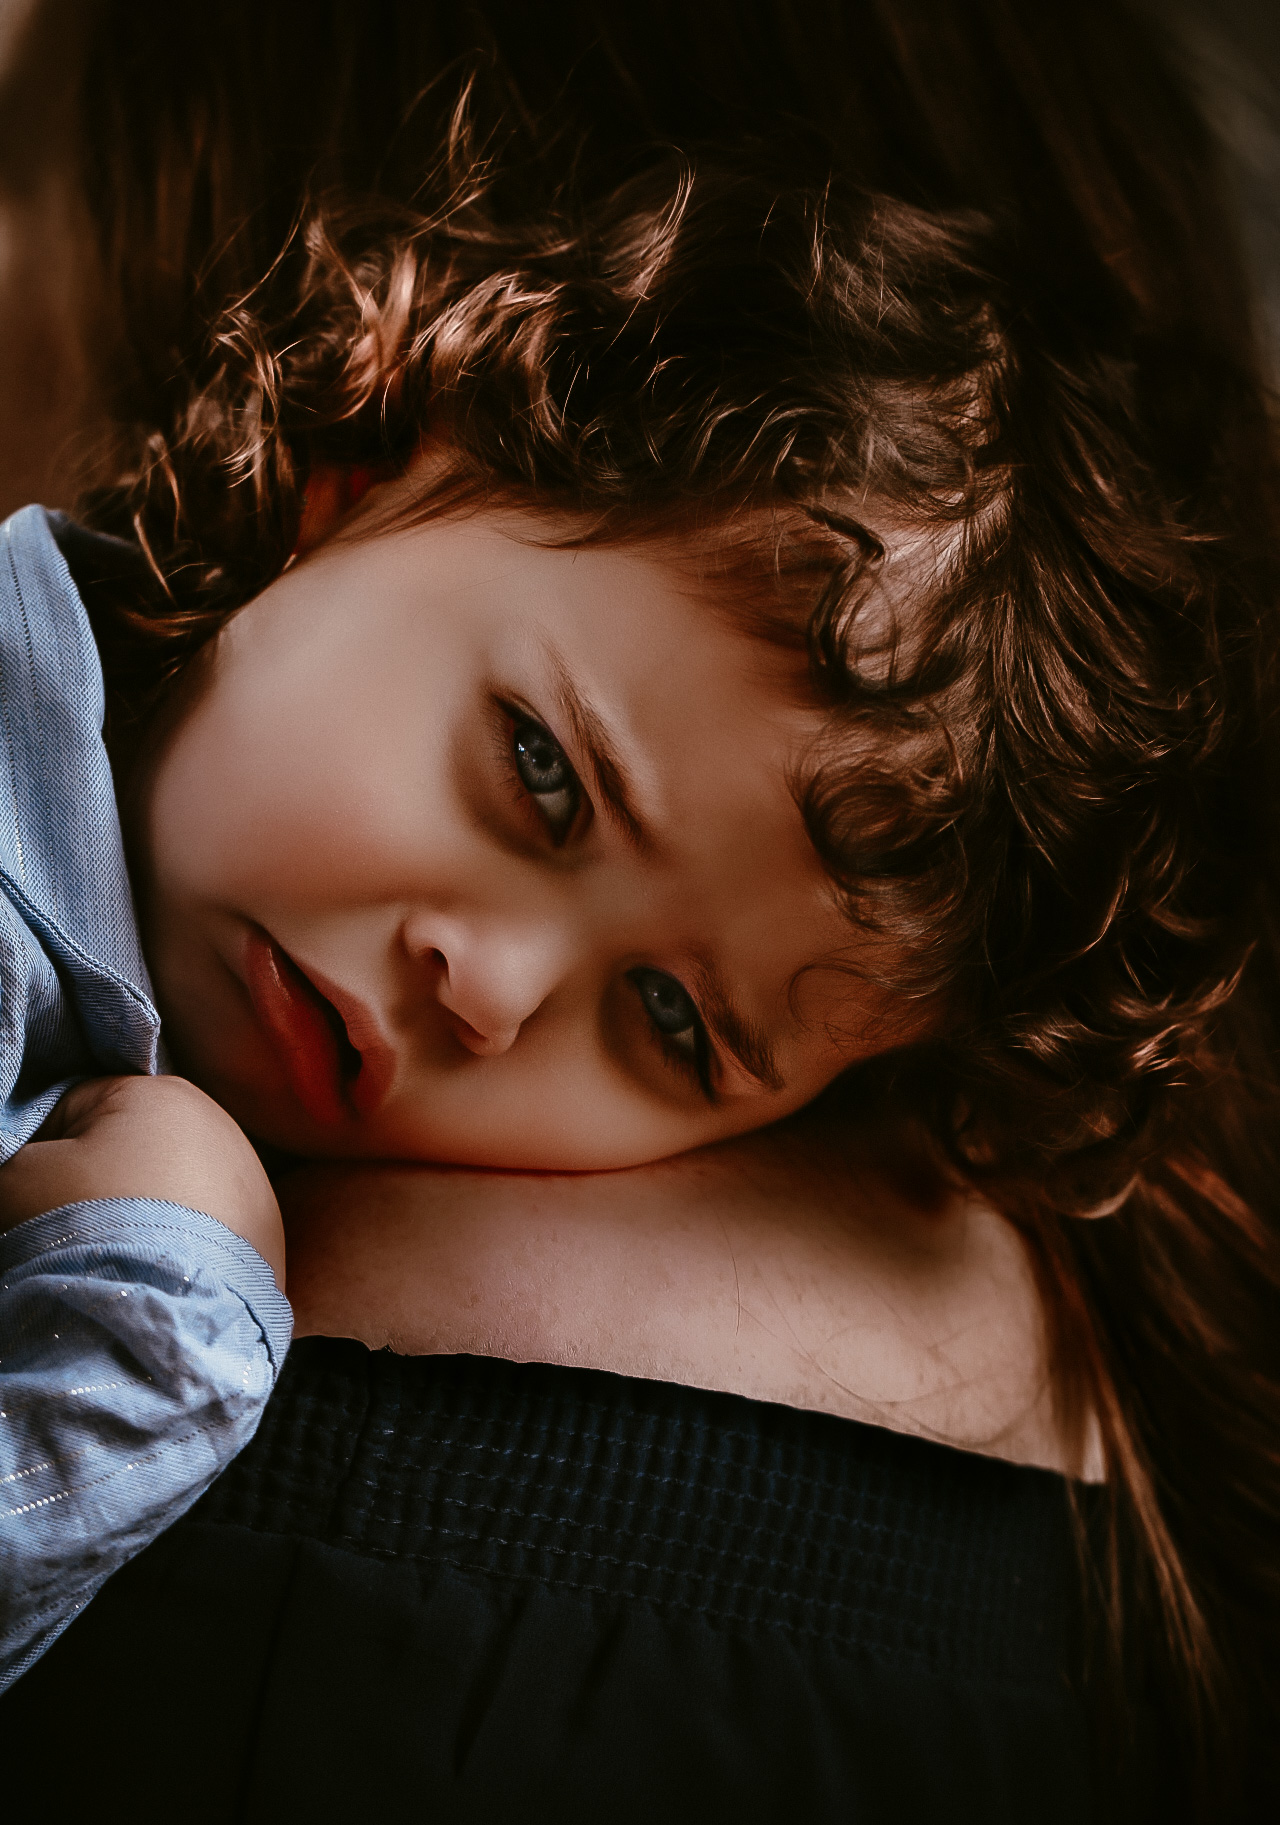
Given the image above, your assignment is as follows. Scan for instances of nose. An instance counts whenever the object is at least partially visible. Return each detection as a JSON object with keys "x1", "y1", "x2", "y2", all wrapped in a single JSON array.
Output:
[{"x1": 400, "y1": 906, "x2": 573, "y2": 1056}]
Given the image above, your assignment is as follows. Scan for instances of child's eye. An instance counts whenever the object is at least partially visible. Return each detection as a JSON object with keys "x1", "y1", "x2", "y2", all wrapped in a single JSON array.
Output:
[
  {"x1": 511, "y1": 715, "x2": 582, "y2": 844},
  {"x1": 628, "y1": 967, "x2": 716, "y2": 1102}
]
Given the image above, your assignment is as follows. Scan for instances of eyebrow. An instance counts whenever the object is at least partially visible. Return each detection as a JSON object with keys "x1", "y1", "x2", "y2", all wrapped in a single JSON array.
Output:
[
  {"x1": 692, "y1": 958, "x2": 786, "y2": 1093},
  {"x1": 549, "y1": 659, "x2": 650, "y2": 852}
]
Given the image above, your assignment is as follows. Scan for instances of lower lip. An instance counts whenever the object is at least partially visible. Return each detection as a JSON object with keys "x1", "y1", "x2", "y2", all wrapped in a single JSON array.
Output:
[{"x1": 243, "y1": 928, "x2": 353, "y2": 1130}]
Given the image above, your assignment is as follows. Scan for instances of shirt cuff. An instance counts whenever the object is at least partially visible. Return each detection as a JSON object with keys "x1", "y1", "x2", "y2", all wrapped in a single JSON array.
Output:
[{"x1": 0, "y1": 1198, "x2": 293, "y2": 1370}]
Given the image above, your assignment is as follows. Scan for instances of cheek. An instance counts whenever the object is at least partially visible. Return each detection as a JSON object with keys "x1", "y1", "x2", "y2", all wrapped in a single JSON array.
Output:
[
  {"x1": 383, "y1": 1055, "x2": 761, "y2": 1170},
  {"x1": 148, "y1": 672, "x2": 453, "y2": 909}
]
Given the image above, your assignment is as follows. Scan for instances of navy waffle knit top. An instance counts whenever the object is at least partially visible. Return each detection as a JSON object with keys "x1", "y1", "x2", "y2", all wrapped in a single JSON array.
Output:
[{"x1": 0, "y1": 1335, "x2": 1142, "y2": 1823}]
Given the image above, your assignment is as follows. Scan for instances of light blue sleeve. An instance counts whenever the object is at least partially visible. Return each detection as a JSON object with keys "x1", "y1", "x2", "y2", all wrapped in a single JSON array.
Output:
[{"x1": 0, "y1": 1198, "x2": 292, "y2": 1691}]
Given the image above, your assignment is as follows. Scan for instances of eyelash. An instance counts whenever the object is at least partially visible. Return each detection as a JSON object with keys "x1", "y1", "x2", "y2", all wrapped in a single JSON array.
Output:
[
  {"x1": 503, "y1": 706, "x2": 584, "y2": 846},
  {"x1": 498, "y1": 702, "x2": 717, "y2": 1104},
  {"x1": 628, "y1": 967, "x2": 717, "y2": 1104}
]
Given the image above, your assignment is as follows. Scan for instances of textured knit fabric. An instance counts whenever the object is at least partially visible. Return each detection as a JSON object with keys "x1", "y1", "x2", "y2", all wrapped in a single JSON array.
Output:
[
  {"x1": 0, "y1": 505, "x2": 292, "y2": 1692},
  {"x1": 0, "y1": 1338, "x2": 1119, "y2": 1824}
]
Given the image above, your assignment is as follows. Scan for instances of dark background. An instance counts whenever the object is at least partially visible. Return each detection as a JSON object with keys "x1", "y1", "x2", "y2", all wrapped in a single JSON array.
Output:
[
  {"x1": 1159, "y1": 0, "x2": 1280, "y2": 367},
  {"x1": 0, "y1": 0, "x2": 1276, "y2": 523}
]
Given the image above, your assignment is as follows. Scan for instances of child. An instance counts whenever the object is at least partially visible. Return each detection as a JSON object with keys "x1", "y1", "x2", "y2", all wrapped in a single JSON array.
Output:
[
  {"x1": 1, "y1": 27, "x2": 1278, "y2": 1820},
  {"x1": 0, "y1": 172, "x2": 944, "y2": 1684}
]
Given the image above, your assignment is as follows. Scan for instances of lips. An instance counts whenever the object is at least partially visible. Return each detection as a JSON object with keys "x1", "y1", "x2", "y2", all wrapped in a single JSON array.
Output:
[{"x1": 243, "y1": 927, "x2": 369, "y2": 1130}]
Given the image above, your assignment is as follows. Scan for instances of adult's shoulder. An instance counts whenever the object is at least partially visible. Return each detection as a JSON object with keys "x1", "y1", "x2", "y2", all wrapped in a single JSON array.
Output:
[{"x1": 279, "y1": 1111, "x2": 1095, "y2": 1479}]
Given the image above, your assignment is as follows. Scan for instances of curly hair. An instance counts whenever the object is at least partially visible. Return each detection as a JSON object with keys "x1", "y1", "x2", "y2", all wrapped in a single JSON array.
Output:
[{"x1": 72, "y1": 35, "x2": 1280, "y2": 1811}]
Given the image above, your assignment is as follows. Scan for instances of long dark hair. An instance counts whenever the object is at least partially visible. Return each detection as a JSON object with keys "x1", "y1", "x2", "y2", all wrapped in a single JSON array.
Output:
[{"x1": 64, "y1": 2, "x2": 1280, "y2": 1811}]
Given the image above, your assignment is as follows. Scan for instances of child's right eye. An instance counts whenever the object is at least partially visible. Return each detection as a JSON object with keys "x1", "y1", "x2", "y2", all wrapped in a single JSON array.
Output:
[{"x1": 510, "y1": 714, "x2": 582, "y2": 844}]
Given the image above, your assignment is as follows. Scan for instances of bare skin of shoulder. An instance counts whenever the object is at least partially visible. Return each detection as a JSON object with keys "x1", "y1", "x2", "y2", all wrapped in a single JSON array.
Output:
[{"x1": 280, "y1": 1112, "x2": 1100, "y2": 1482}]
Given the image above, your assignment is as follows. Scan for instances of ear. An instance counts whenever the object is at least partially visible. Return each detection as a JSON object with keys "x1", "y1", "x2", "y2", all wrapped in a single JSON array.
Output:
[{"x1": 293, "y1": 464, "x2": 380, "y2": 556}]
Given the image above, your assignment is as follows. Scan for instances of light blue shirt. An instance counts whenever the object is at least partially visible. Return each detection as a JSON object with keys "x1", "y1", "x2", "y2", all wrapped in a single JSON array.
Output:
[{"x1": 0, "y1": 505, "x2": 292, "y2": 1691}]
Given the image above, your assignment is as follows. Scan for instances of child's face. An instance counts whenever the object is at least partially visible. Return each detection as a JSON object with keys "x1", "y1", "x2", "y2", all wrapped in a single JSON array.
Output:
[{"x1": 134, "y1": 506, "x2": 921, "y2": 1168}]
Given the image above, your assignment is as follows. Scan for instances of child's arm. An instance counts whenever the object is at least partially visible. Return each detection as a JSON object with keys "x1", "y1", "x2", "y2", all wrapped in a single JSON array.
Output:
[
  {"x1": 0, "y1": 1076, "x2": 284, "y2": 1278},
  {"x1": 0, "y1": 1075, "x2": 290, "y2": 1692}
]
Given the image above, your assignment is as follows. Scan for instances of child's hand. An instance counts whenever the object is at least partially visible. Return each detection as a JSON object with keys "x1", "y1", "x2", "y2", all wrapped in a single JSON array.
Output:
[{"x1": 0, "y1": 1076, "x2": 285, "y2": 1287}]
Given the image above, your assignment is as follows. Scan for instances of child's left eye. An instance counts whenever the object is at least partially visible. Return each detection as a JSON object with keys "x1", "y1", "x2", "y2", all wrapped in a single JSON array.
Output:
[{"x1": 511, "y1": 715, "x2": 582, "y2": 844}]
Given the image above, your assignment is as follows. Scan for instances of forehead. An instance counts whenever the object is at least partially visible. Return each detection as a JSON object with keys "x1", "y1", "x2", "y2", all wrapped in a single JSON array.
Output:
[
  {"x1": 358, "y1": 505, "x2": 818, "y2": 809},
  {"x1": 311, "y1": 507, "x2": 870, "y2": 1019}
]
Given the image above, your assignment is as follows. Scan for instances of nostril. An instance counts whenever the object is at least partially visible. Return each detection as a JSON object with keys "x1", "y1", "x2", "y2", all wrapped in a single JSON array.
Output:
[
  {"x1": 446, "y1": 1009, "x2": 500, "y2": 1055},
  {"x1": 404, "y1": 925, "x2": 530, "y2": 1056}
]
